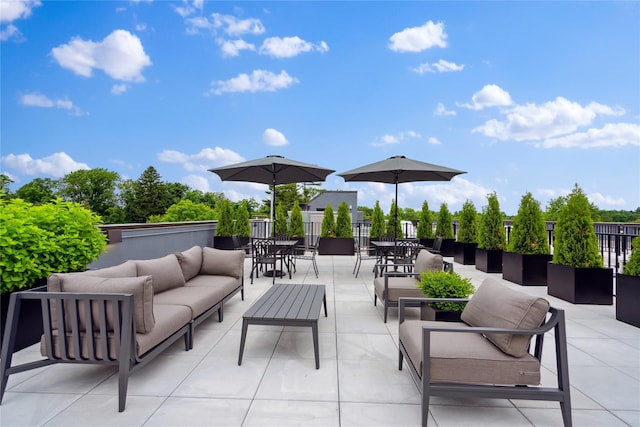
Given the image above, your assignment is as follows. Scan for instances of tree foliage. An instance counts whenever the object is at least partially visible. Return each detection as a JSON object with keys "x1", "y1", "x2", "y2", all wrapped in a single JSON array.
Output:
[
  {"x1": 15, "y1": 178, "x2": 57, "y2": 204},
  {"x1": 370, "y1": 201, "x2": 386, "y2": 239},
  {"x1": 386, "y1": 200, "x2": 404, "y2": 239},
  {"x1": 274, "y1": 203, "x2": 289, "y2": 236},
  {"x1": 434, "y1": 203, "x2": 454, "y2": 239},
  {"x1": 623, "y1": 237, "x2": 640, "y2": 276},
  {"x1": 57, "y1": 168, "x2": 120, "y2": 220},
  {"x1": 234, "y1": 202, "x2": 251, "y2": 237},
  {"x1": 150, "y1": 199, "x2": 215, "y2": 223},
  {"x1": 508, "y1": 192, "x2": 549, "y2": 255},
  {"x1": 289, "y1": 200, "x2": 305, "y2": 237},
  {"x1": 336, "y1": 201, "x2": 353, "y2": 238},
  {"x1": 215, "y1": 198, "x2": 235, "y2": 236},
  {"x1": 478, "y1": 192, "x2": 506, "y2": 250},
  {"x1": 416, "y1": 201, "x2": 433, "y2": 239},
  {"x1": 320, "y1": 204, "x2": 336, "y2": 238},
  {"x1": 553, "y1": 184, "x2": 602, "y2": 268},
  {"x1": 457, "y1": 200, "x2": 478, "y2": 243}
]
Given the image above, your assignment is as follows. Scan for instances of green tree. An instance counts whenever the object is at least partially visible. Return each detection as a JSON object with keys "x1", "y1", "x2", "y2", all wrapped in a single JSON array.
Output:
[
  {"x1": 336, "y1": 201, "x2": 353, "y2": 238},
  {"x1": 274, "y1": 203, "x2": 289, "y2": 235},
  {"x1": 320, "y1": 204, "x2": 336, "y2": 238},
  {"x1": 508, "y1": 192, "x2": 549, "y2": 255},
  {"x1": 478, "y1": 192, "x2": 506, "y2": 250},
  {"x1": 623, "y1": 237, "x2": 640, "y2": 276},
  {"x1": 15, "y1": 178, "x2": 57, "y2": 204},
  {"x1": 289, "y1": 200, "x2": 305, "y2": 237},
  {"x1": 149, "y1": 199, "x2": 216, "y2": 222},
  {"x1": 124, "y1": 167, "x2": 168, "y2": 223},
  {"x1": 358, "y1": 205, "x2": 373, "y2": 221},
  {"x1": 164, "y1": 182, "x2": 190, "y2": 206},
  {"x1": 215, "y1": 198, "x2": 234, "y2": 236},
  {"x1": 553, "y1": 184, "x2": 602, "y2": 268},
  {"x1": 416, "y1": 201, "x2": 433, "y2": 239},
  {"x1": 57, "y1": 168, "x2": 120, "y2": 219},
  {"x1": 434, "y1": 203, "x2": 454, "y2": 239},
  {"x1": 0, "y1": 174, "x2": 13, "y2": 195},
  {"x1": 386, "y1": 200, "x2": 403, "y2": 238},
  {"x1": 370, "y1": 201, "x2": 386, "y2": 239},
  {"x1": 234, "y1": 202, "x2": 251, "y2": 237},
  {"x1": 457, "y1": 200, "x2": 478, "y2": 243}
]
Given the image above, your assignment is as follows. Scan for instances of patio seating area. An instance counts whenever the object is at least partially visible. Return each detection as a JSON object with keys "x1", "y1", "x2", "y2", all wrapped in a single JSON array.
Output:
[{"x1": 1, "y1": 254, "x2": 638, "y2": 426}]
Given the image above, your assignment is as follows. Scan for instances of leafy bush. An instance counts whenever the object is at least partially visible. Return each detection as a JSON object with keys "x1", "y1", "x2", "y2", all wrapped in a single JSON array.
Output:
[
  {"x1": 288, "y1": 200, "x2": 304, "y2": 237},
  {"x1": 0, "y1": 198, "x2": 107, "y2": 293},
  {"x1": 275, "y1": 203, "x2": 289, "y2": 236},
  {"x1": 623, "y1": 237, "x2": 640, "y2": 276},
  {"x1": 320, "y1": 204, "x2": 336, "y2": 238},
  {"x1": 370, "y1": 201, "x2": 385, "y2": 239},
  {"x1": 478, "y1": 192, "x2": 506, "y2": 250},
  {"x1": 457, "y1": 200, "x2": 478, "y2": 243},
  {"x1": 553, "y1": 184, "x2": 603, "y2": 268},
  {"x1": 386, "y1": 201, "x2": 404, "y2": 239},
  {"x1": 234, "y1": 203, "x2": 251, "y2": 237},
  {"x1": 336, "y1": 201, "x2": 353, "y2": 238},
  {"x1": 416, "y1": 200, "x2": 433, "y2": 239},
  {"x1": 215, "y1": 199, "x2": 234, "y2": 236},
  {"x1": 434, "y1": 203, "x2": 454, "y2": 239},
  {"x1": 150, "y1": 199, "x2": 216, "y2": 222},
  {"x1": 419, "y1": 271, "x2": 475, "y2": 311},
  {"x1": 507, "y1": 192, "x2": 549, "y2": 255}
]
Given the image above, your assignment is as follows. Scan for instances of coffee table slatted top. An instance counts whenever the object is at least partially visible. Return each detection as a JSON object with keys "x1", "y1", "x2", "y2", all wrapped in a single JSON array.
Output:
[{"x1": 244, "y1": 283, "x2": 325, "y2": 322}]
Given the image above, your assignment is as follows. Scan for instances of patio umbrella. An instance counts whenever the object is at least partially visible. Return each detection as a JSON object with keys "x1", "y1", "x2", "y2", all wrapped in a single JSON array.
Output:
[
  {"x1": 209, "y1": 155, "x2": 335, "y2": 235},
  {"x1": 337, "y1": 155, "x2": 466, "y2": 239}
]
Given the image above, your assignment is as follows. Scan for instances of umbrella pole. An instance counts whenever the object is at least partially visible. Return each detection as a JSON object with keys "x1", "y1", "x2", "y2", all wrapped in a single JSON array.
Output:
[
  {"x1": 271, "y1": 175, "x2": 276, "y2": 237},
  {"x1": 394, "y1": 176, "x2": 399, "y2": 242}
]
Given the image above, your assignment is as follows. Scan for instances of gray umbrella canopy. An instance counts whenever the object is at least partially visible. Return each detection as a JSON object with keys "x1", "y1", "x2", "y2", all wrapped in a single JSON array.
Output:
[
  {"x1": 209, "y1": 155, "x2": 335, "y2": 233},
  {"x1": 338, "y1": 155, "x2": 466, "y2": 238}
]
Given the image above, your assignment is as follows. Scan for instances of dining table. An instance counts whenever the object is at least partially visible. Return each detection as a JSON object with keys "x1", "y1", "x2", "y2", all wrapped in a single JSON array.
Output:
[{"x1": 263, "y1": 239, "x2": 299, "y2": 278}]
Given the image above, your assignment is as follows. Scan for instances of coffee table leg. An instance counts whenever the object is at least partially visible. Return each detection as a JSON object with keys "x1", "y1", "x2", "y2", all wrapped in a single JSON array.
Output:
[
  {"x1": 312, "y1": 322, "x2": 320, "y2": 369},
  {"x1": 323, "y1": 294, "x2": 327, "y2": 317},
  {"x1": 238, "y1": 319, "x2": 248, "y2": 365}
]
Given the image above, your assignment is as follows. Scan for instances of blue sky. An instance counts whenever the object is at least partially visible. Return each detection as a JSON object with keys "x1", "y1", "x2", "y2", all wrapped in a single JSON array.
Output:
[{"x1": 2, "y1": 0, "x2": 639, "y2": 215}]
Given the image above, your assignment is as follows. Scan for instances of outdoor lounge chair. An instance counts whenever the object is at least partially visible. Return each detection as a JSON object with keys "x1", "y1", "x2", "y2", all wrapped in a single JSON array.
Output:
[{"x1": 398, "y1": 278, "x2": 572, "y2": 427}]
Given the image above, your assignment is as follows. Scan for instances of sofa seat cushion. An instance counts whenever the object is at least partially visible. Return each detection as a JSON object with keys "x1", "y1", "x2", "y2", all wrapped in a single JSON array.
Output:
[
  {"x1": 374, "y1": 276, "x2": 423, "y2": 301},
  {"x1": 41, "y1": 304, "x2": 192, "y2": 359},
  {"x1": 134, "y1": 255, "x2": 186, "y2": 294},
  {"x1": 48, "y1": 273, "x2": 155, "y2": 334},
  {"x1": 400, "y1": 320, "x2": 541, "y2": 386},
  {"x1": 414, "y1": 250, "x2": 444, "y2": 274},
  {"x1": 175, "y1": 246, "x2": 203, "y2": 282},
  {"x1": 201, "y1": 247, "x2": 244, "y2": 279},
  {"x1": 185, "y1": 274, "x2": 240, "y2": 296},
  {"x1": 461, "y1": 278, "x2": 550, "y2": 357},
  {"x1": 153, "y1": 286, "x2": 227, "y2": 319}
]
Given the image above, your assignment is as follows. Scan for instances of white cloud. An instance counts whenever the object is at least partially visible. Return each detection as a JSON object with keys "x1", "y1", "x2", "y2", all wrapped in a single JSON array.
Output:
[
  {"x1": 217, "y1": 38, "x2": 255, "y2": 57},
  {"x1": 588, "y1": 192, "x2": 626, "y2": 207},
  {"x1": 20, "y1": 92, "x2": 72, "y2": 109},
  {"x1": 461, "y1": 84, "x2": 512, "y2": 110},
  {"x1": 427, "y1": 137, "x2": 441, "y2": 145},
  {"x1": 110, "y1": 84, "x2": 128, "y2": 95},
  {"x1": 173, "y1": 0, "x2": 203, "y2": 18},
  {"x1": 372, "y1": 130, "x2": 422, "y2": 146},
  {"x1": 0, "y1": 23, "x2": 19, "y2": 41},
  {"x1": 1, "y1": 152, "x2": 89, "y2": 178},
  {"x1": 473, "y1": 96, "x2": 625, "y2": 141},
  {"x1": 157, "y1": 147, "x2": 244, "y2": 172},
  {"x1": 0, "y1": 0, "x2": 41, "y2": 23},
  {"x1": 412, "y1": 59, "x2": 463, "y2": 74},
  {"x1": 434, "y1": 102, "x2": 456, "y2": 116},
  {"x1": 389, "y1": 20, "x2": 447, "y2": 53},
  {"x1": 181, "y1": 174, "x2": 211, "y2": 192},
  {"x1": 259, "y1": 36, "x2": 329, "y2": 58},
  {"x1": 540, "y1": 123, "x2": 640, "y2": 149},
  {"x1": 212, "y1": 13, "x2": 265, "y2": 36},
  {"x1": 51, "y1": 29, "x2": 151, "y2": 82},
  {"x1": 208, "y1": 69, "x2": 299, "y2": 95},
  {"x1": 263, "y1": 128, "x2": 288, "y2": 146}
]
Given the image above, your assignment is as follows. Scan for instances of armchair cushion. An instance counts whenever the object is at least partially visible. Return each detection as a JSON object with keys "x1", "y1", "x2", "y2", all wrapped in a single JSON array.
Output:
[
  {"x1": 135, "y1": 254, "x2": 186, "y2": 293},
  {"x1": 201, "y1": 247, "x2": 244, "y2": 279},
  {"x1": 175, "y1": 245, "x2": 203, "y2": 282},
  {"x1": 460, "y1": 278, "x2": 550, "y2": 357},
  {"x1": 414, "y1": 250, "x2": 444, "y2": 277}
]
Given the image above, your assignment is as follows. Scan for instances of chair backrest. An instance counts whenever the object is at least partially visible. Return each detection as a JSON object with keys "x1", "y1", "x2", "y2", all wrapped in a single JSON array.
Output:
[
  {"x1": 432, "y1": 237, "x2": 443, "y2": 251},
  {"x1": 414, "y1": 249, "x2": 445, "y2": 277},
  {"x1": 251, "y1": 238, "x2": 276, "y2": 259},
  {"x1": 394, "y1": 239, "x2": 420, "y2": 262}
]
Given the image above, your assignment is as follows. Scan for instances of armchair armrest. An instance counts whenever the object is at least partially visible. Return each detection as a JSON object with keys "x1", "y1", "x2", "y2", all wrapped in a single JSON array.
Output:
[{"x1": 398, "y1": 297, "x2": 469, "y2": 323}]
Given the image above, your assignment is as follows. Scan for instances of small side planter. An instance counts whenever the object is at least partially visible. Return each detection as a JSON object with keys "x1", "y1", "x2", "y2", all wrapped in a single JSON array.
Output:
[
  {"x1": 439, "y1": 238, "x2": 456, "y2": 257},
  {"x1": 475, "y1": 248, "x2": 503, "y2": 273},
  {"x1": 454, "y1": 242, "x2": 477, "y2": 265},
  {"x1": 318, "y1": 237, "x2": 354, "y2": 255},
  {"x1": 502, "y1": 252, "x2": 552, "y2": 286},
  {"x1": 616, "y1": 273, "x2": 640, "y2": 327},
  {"x1": 421, "y1": 304, "x2": 463, "y2": 322},
  {"x1": 547, "y1": 262, "x2": 613, "y2": 305}
]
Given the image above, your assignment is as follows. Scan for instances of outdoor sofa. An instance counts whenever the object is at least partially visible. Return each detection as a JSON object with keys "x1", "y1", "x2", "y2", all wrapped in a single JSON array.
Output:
[
  {"x1": 398, "y1": 278, "x2": 572, "y2": 426},
  {"x1": 0, "y1": 245, "x2": 245, "y2": 412}
]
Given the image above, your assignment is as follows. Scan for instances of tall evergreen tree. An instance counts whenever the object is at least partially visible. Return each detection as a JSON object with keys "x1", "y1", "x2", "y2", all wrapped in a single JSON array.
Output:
[
  {"x1": 336, "y1": 201, "x2": 353, "y2": 238},
  {"x1": 434, "y1": 203, "x2": 454, "y2": 239},
  {"x1": 478, "y1": 192, "x2": 506, "y2": 250},
  {"x1": 386, "y1": 200, "x2": 403, "y2": 238},
  {"x1": 416, "y1": 200, "x2": 433, "y2": 239},
  {"x1": 457, "y1": 200, "x2": 478, "y2": 243},
  {"x1": 370, "y1": 201, "x2": 386, "y2": 239},
  {"x1": 508, "y1": 192, "x2": 549, "y2": 254},
  {"x1": 321, "y1": 204, "x2": 336, "y2": 238}
]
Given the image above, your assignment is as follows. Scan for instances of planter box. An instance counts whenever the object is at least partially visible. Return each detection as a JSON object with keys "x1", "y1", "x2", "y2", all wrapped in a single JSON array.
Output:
[
  {"x1": 318, "y1": 237, "x2": 354, "y2": 255},
  {"x1": 419, "y1": 238, "x2": 435, "y2": 251},
  {"x1": 440, "y1": 238, "x2": 456, "y2": 257},
  {"x1": 547, "y1": 263, "x2": 613, "y2": 305},
  {"x1": 213, "y1": 236, "x2": 235, "y2": 250},
  {"x1": 454, "y1": 242, "x2": 477, "y2": 265},
  {"x1": 616, "y1": 273, "x2": 640, "y2": 327},
  {"x1": 475, "y1": 248, "x2": 503, "y2": 273},
  {"x1": 1, "y1": 284, "x2": 46, "y2": 352},
  {"x1": 502, "y1": 252, "x2": 552, "y2": 286},
  {"x1": 421, "y1": 304, "x2": 463, "y2": 322}
]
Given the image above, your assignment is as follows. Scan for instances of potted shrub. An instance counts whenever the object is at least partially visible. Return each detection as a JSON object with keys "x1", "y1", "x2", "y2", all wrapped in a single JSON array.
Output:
[
  {"x1": 547, "y1": 184, "x2": 613, "y2": 304},
  {"x1": 274, "y1": 203, "x2": 289, "y2": 237},
  {"x1": 476, "y1": 192, "x2": 506, "y2": 273},
  {"x1": 213, "y1": 199, "x2": 235, "y2": 249},
  {"x1": 434, "y1": 202, "x2": 455, "y2": 256},
  {"x1": 616, "y1": 236, "x2": 640, "y2": 327},
  {"x1": 454, "y1": 200, "x2": 478, "y2": 265},
  {"x1": 503, "y1": 193, "x2": 552, "y2": 286},
  {"x1": 386, "y1": 201, "x2": 404, "y2": 239},
  {"x1": 418, "y1": 270, "x2": 475, "y2": 321},
  {"x1": 234, "y1": 202, "x2": 251, "y2": 253},
  {"x1": 318, "y1": 203, "x2": 354, "y2": 255},
  {"x1": 289, "y1": 200, "x2": 305, "y2": 253},
  {"x1": 369, "y1": 201, "x2": 386, "y2": 254},
  {"x1": 0, "y1": 198, "x2": 107, "y2": 351},
  {"x1": 416, "y1": 200, "x2": 434, "y2": 249}
]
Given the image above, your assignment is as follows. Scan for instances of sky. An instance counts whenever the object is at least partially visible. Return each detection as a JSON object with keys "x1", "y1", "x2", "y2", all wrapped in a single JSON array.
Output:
[{"x1": 1, "y1": 0, "x2": 639, "y2": 216}]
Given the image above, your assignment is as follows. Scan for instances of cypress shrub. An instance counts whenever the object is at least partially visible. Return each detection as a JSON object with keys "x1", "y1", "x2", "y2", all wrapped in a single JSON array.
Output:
[
  {"x1": 457, "y1": 200, "x2": 478, "y2": 243},
  {"x1": 274, "y1": 203, "x2": 288, "y2": 236},
  {"x1": 508, "y1": 192, "x2": 549, "y2": 255},
  {"x1": 336, "y1": 201, "x2": 353, "y2": 238},
  {"x1": 386, "y1": 201, "x2": 404, "y2": 238},
  {"x1": 623, "y1": 237, "x2": 640, "y2": 276},
  {"x1": 416, "y1": 200, "x2": 433, "y2": 239},
  {"x1": 434, "y1": 203, "x2": 454, "y2": 239},
  {"x1": 370, "y1": 201, "x2": 386, "y2": 239},
  {"x1": 321, "y1": 204, "x2": 336, "y2": 238},
  {"x1": 234, "y1": 202, "x2": 251, "y2": 237},
  {"x1": 478, "y1": 192, "x2": 506, "y2": 250},
  {"x1": 289, "y1": 200, "x2": 304, "y2": 237},
  {"x1": 215, "y1": 199, "x2": 234, "y2": 236}
]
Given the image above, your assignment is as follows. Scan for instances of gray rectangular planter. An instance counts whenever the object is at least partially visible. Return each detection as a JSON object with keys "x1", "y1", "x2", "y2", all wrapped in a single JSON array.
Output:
[
  {"x1": 547, "y1": 262, "x2": 613, "y2": 305},
  {"x1": 616, "y1": 273, "x2": 640, "y2": 327},
  {"x1": 502, "y1": 252, "x2": 552, "y2": 286},
  {"x1": 318, "y1": 237, "x2": 354, "y2": 255}
]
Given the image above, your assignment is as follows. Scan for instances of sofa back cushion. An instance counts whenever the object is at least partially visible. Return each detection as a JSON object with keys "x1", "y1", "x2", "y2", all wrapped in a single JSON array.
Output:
[
  {"x1": 134, "y1": 254, "x2": 185, "y2": 293},
  {"x1": 461, "y1": 278, "x2": 550, "y2": 357},
  {"x1": 414, "y1": 250, "x2": 444, "y2": 278},
  {"x1": 201, "y1": 247, "x2": 244, "y2": 279},
  {"x1": 175, "y1": 246, "x2": 203, "y2": 282},
  {"x1": 84, "y1": 261, "x2": 137, "y2": 277},
  {"x1": 49, "y1": 274, "x2": 155, "y2": 334}
]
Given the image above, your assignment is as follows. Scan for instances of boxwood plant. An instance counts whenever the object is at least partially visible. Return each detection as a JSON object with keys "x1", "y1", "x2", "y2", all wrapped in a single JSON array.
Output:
[{"x1": 419, "y1": 271, "x2": 475, "y2": 312}]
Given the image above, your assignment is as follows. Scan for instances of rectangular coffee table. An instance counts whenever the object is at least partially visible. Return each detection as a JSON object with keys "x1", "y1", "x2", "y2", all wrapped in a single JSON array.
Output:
[{"x1": 238, "y1": 283, "x2": 327, "y2": 369}]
